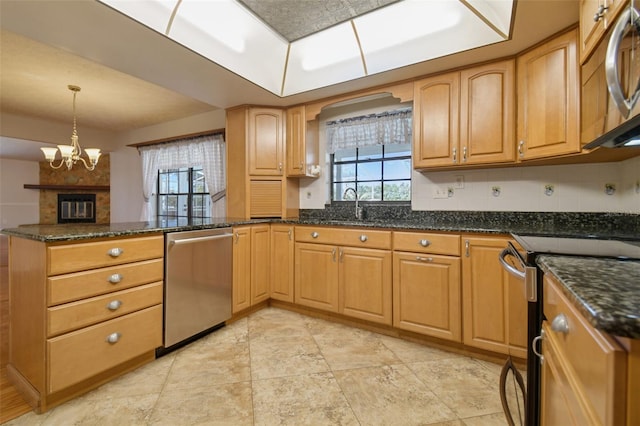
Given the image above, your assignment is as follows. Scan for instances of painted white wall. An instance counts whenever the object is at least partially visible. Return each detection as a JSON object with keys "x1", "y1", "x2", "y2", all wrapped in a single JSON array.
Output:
[
  {"x1": 0, "y1": 158, "x2": 40, "y2": 228},
  {"x1": 300, "y1": 99, "x2": 640, "y2": 213}
]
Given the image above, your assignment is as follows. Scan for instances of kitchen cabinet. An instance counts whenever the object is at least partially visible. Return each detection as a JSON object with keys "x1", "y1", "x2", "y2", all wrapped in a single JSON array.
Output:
[
  {"x1": 248, "y1": 107, "x2": 285, "y2": 176},
  {"x1": 516, "y1": 29, "x2": 580, "y2": 161},
  {"x1": 294, "y1": 226, "x2": 392, "y2": 325},
  {"x1": 541, "y1": 274, "x2": 627, "y2": 425},
  {"x1": 461, "y1": 236, "x2": 527, "y2": 358},
  {"x1": 580, "y1": 0, "x2": 625, "y2": 63},
  {"x1": 232, "y1": 225, "x2": 270, "y2": 313},
  {"x1": 286, "y1": 105, "x2": 318, "y2": 177},
  {"x1": 226, "y1": 106, "x2": 299, "y2": 219},
  {"x1": 392, "y1": 231, "x2": 462, "y2": 342},
  {"x1": 270, "y1": 224, "x2": 294, "y2": 302},
  {"x1": 8, "y1": 234, "x2": 163, "y2": 413},
  {"x1": 413, "y1": 59, "x2": 515, "y2": 169}
]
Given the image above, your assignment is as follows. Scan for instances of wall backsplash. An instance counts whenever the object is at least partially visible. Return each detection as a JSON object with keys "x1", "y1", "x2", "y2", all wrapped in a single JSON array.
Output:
[{"x1": 39, "y1": 154, "x2": 110, "y2": 224}]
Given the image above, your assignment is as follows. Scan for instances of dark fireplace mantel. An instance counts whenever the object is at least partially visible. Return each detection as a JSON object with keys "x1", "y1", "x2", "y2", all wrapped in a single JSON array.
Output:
[{"x1": 24, "y1": 184, "x2": 110, "y2": 191}]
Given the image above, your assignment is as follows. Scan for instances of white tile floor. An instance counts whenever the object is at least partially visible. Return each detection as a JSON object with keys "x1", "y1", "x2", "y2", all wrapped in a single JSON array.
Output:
[{"x1": 7, "y1": 307, "x2": 516, "y2": 425}]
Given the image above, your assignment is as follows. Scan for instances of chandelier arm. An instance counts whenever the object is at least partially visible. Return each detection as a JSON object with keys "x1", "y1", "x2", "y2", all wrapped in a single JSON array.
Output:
[
  {"x1": 48, "y1": 158, "x2": 66, "y2": 169},
  {"x1": 77, "y1": 156, "x2": 96, "y2": 171}
]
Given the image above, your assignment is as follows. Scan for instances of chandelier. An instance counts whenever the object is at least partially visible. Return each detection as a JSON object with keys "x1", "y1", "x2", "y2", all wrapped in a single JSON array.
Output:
[{"x1": 40, "y1": 85, "x2": 101, "y2": 171}]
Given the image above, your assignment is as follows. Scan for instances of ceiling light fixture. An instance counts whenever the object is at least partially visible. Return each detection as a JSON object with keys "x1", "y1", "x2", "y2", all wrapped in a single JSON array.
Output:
[{"x1": 41, "y1": 85, "x2": 101, "y2": 171}]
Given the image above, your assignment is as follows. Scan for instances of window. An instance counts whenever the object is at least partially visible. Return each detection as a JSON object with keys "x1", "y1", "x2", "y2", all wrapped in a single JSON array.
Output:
[
  {"x1": 332, "y1": 143, "x2": 411, "y2": 201},
  {"x1": 157, "y1": 167, "x2": 212, "y2": 226}
]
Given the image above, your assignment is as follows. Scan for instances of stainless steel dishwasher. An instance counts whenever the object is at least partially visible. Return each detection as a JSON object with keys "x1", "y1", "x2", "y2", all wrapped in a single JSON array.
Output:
[{"x1": 162, "y1": 227, "x2": 232, "y2": 352}]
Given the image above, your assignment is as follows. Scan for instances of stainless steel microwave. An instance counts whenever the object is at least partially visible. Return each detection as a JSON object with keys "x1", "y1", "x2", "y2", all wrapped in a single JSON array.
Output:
[{"x1": 585, "y1": 4, "x2": 640, "y2": 149}]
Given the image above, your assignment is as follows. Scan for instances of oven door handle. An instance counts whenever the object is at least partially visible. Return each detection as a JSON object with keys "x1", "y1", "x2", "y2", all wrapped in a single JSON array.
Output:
[{"x1": 499, "y1": 247, "x2": 526, "y2": 279}]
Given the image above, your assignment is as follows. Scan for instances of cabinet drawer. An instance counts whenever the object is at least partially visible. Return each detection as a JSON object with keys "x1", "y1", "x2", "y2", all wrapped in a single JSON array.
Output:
[
  {"x1": 295, "y1": 226, "x2": 391, "y2": 249},
  {"x1": 543, "y1": 275, "x2": 627, "y2": 425},
  {"x1": 393, "y1": 231, "x2": 460, "y2": 255},
  {"x1": 47, "y1": 258, "x2": 163, "y2": 306},
  {"x1": 47, "y1": 235, "x2": 164, "y2": 276},
  {"x1": 47, "y1": 282, "x2": 163, "y2": 337},
  {"x1": 48, "y1": 305, "x2": 162, "y2": 393}
]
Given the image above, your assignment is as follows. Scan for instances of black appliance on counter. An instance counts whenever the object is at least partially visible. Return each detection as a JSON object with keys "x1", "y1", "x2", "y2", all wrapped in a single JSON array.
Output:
[{"x1": 499, "y1": 234, "x2": 640, "y2": 425}]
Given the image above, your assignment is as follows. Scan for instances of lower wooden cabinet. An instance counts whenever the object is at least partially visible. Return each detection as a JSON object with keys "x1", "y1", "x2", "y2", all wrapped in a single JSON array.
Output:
[
  {"x1": 8, "y1": 234, "x2": 163, "y2": 413},
  {"x1": 232, "y1": 224, "x2": 270, "y2": 313},
  {"x1": 461, "y1": 236, "x2": 527, "y2": 357},
  {"x1": 393, "y1": 252, "x2": 461, "y2": 342},
  {"x1": 294, "y1": 227, "x2": 392, "y2": 325},
  {"x1": 270, "y1": 224, "x2": 294, "y2": 302},
  {"x1": 541, "y1": 274, "x2": 627, "y2": 425}
]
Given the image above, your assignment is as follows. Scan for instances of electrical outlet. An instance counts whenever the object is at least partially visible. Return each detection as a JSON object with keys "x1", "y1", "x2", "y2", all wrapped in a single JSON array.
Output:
[
  {"x1": 433, "y1": 187, "x2": 449, "y2": 199},
  {"x1": 454, "y1": 175, "x2": 465, "y2": 189}
]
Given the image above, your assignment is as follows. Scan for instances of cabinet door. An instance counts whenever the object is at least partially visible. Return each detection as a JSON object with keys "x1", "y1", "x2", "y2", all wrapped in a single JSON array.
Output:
[
  {"x1": 462, "y1": 237, "x2": 527, "y2": 357},
  {"x1": 248, "y1": 108, "x2": 284, "y2": 176},
  {"x1": 339, "y1": 247, "x2": 392, "y2": 325},
  {"x1": 270, "y1": 224, "x2": 294, "y2": 302},
  {"x1": 413, "y1": 71, "x2": 460, "y2": 168},
  {"x1": 286, "y1": 105, "x2": 306, "y2": 177},
  {"x1": 232, "y1": 227, "x2": 251, "y2": 313},
  {"x1": 517, "y1": 29, "x2": 580, "y2": 160},
  {"x1": 251, "y1": 225, "x2": 270, "y2": 305},
  {"x1": 580, "y1": 0, "x2": 606, "y2": 62},
  {"x1": 393, "y1": 252, "x2": 461, "y2": 341},
  {"x1": 460, "y1": 60, "x2": 515, "y2": 165},
  {"x1": 294, "y1": 242, "x2": 339, "y2": 312}
]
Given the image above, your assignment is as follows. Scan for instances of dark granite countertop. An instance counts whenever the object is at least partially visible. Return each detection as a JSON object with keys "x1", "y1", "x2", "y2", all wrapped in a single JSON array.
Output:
[
  {"x1": 0, "y1": 218, "x2": 270, "y2": 242},
  {"x1": 537, "y1": 255, "x2": 640, "y2": 339}
]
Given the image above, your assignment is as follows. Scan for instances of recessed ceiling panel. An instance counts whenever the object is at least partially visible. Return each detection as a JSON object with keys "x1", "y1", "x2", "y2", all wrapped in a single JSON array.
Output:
[{"x1": 283, "y1": 22, "x2": 364, "y2": 96}]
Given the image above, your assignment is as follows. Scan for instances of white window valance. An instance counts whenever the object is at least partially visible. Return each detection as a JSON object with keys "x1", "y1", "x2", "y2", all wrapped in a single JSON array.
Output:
[
  {"x1": 138, "y1": 133, "x2": 226, "y2": 221},
  {"x1": 326, "y1": 108, "x2": 412, "y2": 154}
]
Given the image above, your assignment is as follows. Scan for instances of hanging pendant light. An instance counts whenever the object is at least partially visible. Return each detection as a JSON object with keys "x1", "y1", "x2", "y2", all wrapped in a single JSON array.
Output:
[{"x1": 41, "y1": 85, "x2": 101, "y2": 171}]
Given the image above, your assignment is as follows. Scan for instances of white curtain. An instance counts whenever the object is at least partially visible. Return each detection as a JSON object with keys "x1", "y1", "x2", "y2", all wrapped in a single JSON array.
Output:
[
  {"x1": 138, "y1": 133, "x2": 226, "y2": 221},
  {"x1": 326, "y1": 108, "x2": 412, "y2": 154}
]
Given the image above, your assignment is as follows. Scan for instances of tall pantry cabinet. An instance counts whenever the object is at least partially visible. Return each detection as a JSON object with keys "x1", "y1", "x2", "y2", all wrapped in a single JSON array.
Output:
[{"x1": 226, "y1": 106, "x2": 299, "y2": 219}]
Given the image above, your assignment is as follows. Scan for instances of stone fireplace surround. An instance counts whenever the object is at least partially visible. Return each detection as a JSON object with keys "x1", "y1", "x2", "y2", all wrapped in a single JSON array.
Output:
[{"x1": 37, "y1": 154, "x2": 110, "y2": 224}]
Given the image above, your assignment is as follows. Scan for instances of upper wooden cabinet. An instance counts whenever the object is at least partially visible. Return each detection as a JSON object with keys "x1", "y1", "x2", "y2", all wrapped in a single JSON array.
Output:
[
  {"x1": 413, "y1": 71, "x2": 460, "y2": 168},
  {"x1": 226, "y1": 106, "x2": 299, "y2": 219},
  {"x1": 248, "y1": 108, "x2": 285, "y2": 176},
  {"x1": 517, "y1": 29, "x2": 580, "y2": 161},
  {"x1": 413, "y1": 59, "x2": 515, "y2": 169},
  {"x1": 580, "y1": 0, "x2": 626, "y2": 63},
  {"x1": 286, "y1": 105, "x2": 318, "y2": 178}
]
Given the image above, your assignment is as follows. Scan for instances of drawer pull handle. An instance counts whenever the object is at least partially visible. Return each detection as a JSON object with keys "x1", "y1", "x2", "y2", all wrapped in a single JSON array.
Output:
[
  {"x1": 107, "y1": 300, "x2": 122, "y2": 311},
  {"x1": 551, "y1": 313, "x2": 569, "y2": 334},
  {"x1": 532, "y1": 330, "x2": 544, "y2": 364},
  {"x1": 419, "y1": 239, "x2": 431, "y2": 247},
  {"x1": 108, "y1": 273, "x2": 122, "y2": 284},
  {"x1": 311, "y1": 232, "x2": 319, "y2": 238},
  {"x1": 416, "y1": 256, "x2": 433, "y2": 262},
  {"x1": 359, "y1": 235, "x2": 368, "y2": 242},
  {"x1": 108, "y1": 248, "x2": 124, "y2": 257},
  {"x1": 106, "y1": 332, "x2": 121, "y2": 344}
]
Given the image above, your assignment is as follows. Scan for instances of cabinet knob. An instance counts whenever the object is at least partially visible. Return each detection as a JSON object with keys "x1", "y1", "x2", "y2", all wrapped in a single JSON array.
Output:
[
  {"x1": 359, "y1": 235, "x2": 368, "y2": 242},
  {"x1": 462, "y1": 146, "x2": 467, "y2": 162},
  {"x1": 108, "y1": 273, "x2": 123, "y2": 284},
  {"x1": 278, "y1": 162, "x2": 283, "y2": 173},
  {"x1": 107, "y1": 247, "x2": 124, "y2": 258},
  {"x1": 551, "y1": 313, "x2": 570, "y2": 334},
  {"x1": 311, "y1": 232, "x2": 319, "y2": 238},
  {"x1": 452, "y1": 147, "x2": 457, "y2": 164},
  {"x1": 106, "y1": 332, "x2": 121, "y2": 344},
  {"x1": 419, "y1": 239, "x2": 430, "y2": 247},
  {"x1": 594, "y1": 4, "x2": 608, "y2": 21},
  {"x1": 518, "y1": 140, "x2": 525, "y2": 157},
  {"x1": 107, "y1": 300, "x2": 122, "y2": 311}
]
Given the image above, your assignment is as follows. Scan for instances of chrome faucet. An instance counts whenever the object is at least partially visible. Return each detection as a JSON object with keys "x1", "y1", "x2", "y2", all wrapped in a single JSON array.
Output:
[{"x1": 343, "y1": 187, "x2": 364, "y2": 220}]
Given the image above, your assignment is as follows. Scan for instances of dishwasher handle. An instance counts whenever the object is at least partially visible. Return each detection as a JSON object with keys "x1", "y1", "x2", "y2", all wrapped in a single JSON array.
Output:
[
  {"x1": 168, "y1": 233, "x2": 232, "y2": 248},
  {"x1": 499, "y1": 247, "x2": 525, "y2": 279}
]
